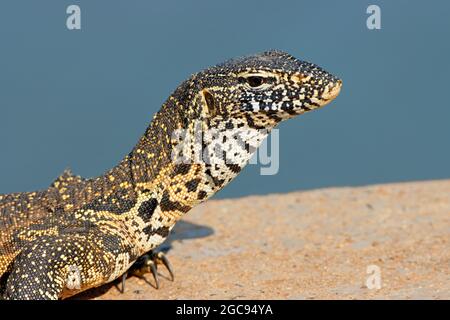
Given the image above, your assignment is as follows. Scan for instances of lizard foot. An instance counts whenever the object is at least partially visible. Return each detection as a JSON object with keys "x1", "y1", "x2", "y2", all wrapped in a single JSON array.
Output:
[{"x1": 120, "y1": 251, "x2": 174, "y2": 293}]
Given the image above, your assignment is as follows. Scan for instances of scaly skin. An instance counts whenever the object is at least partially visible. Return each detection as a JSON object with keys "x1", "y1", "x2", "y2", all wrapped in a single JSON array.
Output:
[{"x1": 0, "y1": 51, "x2": 341, "y2": 299}]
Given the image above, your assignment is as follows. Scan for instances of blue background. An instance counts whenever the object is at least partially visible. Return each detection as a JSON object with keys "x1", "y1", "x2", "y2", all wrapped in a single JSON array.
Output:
[{"x1": 1, "y1": 0, "x2": 449, "y2": 198}]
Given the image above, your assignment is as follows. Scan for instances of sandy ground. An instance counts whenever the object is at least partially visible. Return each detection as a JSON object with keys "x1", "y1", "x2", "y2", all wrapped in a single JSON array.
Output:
[{"x1": 74, "y1": 179, "x2": 450, "y2": 300}]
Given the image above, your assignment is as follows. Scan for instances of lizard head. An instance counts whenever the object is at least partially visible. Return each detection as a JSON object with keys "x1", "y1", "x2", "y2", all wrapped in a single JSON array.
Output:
[
  {"x1": 166, "y1": 51, "x2": 342, "y2": 184},
  {"x1": 191, "y1": 50, "x2": 342, "y2": 129}
]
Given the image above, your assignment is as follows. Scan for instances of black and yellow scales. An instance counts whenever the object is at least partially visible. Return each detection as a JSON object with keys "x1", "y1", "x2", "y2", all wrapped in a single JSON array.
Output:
[{"x1": 0, "y1": 51, "x2": 341, "y2": 299}]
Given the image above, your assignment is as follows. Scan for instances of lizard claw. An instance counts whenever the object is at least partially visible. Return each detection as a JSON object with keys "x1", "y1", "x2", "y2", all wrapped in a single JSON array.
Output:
[
  {"x1": 120, "y1": 250, "x2": 174, "y2": 293},
  {"x1": 120, "y1": 272, "x2": 127, "y2": 293},
  {"x1": 148, "y1": 259, "x2": 160, "y2": 289},
  {"x1": 152, "y1": 251, "x2": 174, "y2": 282}
]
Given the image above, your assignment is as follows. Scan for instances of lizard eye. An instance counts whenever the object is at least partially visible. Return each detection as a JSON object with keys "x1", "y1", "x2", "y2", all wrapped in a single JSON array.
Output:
[{"x1": 246, "y1": 76, "x2": 265, "y2": 87}]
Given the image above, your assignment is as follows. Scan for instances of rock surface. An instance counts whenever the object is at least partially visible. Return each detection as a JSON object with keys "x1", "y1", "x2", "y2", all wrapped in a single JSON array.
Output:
[{"x1": 74, "y1": 179, "x2": 450, "y2": 300}]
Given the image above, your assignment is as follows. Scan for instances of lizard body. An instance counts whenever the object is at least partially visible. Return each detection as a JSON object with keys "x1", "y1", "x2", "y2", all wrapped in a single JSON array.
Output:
[{"x1": 0, "y1": 51, "x2": 341, "y2": 299}]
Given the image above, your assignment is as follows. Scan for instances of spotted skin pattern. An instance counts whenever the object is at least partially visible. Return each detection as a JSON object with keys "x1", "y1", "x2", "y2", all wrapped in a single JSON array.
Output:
[{"x1": 0, "y1": 51, "x2": 341, "y2": 299}]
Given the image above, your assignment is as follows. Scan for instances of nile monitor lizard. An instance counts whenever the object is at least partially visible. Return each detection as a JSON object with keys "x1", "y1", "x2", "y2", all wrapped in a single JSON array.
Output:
[{"x1": 0, "y1": 50, "x2": 342, "y2": 299}]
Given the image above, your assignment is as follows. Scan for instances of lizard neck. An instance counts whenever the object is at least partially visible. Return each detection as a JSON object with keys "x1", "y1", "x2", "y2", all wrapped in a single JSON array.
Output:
[
  {"x1": 126, "y1": 99, "x2": 188, "y2": 188},
  {"x1": 115, "y1": 96, "x2": 271, "y2": 221}
]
